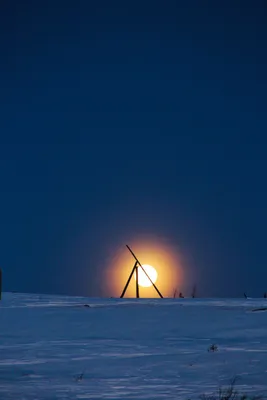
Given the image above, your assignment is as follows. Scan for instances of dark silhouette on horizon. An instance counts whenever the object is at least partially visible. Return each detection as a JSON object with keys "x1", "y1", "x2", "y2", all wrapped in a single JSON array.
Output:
[{"x1": 120, "y1": 245, "x2": 163, "y2": 299}]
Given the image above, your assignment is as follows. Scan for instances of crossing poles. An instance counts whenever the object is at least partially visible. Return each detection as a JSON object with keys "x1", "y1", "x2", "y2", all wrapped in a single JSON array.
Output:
[{"x1": 120, "y1": 245, "x2": 163, "y2": 299}]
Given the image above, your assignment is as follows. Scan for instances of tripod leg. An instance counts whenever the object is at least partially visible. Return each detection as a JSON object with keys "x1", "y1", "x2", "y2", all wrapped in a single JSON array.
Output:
[
  {"x1": 138, "y1": 264, "x2": 163, "y2": 298},
  {"x1": 136, "y1": 264, "x2": 139, "y2": 298},
  {"x1": 120, "y1": 261, "x2": 138, "y2": 298}
]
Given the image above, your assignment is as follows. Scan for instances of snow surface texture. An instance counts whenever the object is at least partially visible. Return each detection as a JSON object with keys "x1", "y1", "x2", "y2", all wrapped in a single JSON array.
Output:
[{"x1": 0, "y1": 293, "x2": 267, "y2": 399}]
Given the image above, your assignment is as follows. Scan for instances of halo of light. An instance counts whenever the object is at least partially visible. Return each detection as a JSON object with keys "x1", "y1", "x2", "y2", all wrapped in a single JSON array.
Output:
[{"x1": 104, "y1": 235, "x2": 185, "y2": 298}]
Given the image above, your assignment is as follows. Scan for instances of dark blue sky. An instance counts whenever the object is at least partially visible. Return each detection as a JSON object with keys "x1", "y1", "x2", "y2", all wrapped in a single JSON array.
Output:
[{"x1": 1, "y1": 1, "x2": 267, "y2": 297}]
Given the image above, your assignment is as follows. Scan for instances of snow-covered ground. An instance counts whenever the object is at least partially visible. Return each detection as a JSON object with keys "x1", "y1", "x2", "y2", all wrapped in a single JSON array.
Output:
[{"x1": 0, "y1": 293, "x2": 267, "y2": 399}]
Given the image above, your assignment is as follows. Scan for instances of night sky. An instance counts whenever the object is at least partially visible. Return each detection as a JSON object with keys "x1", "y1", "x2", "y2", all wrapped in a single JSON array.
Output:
[{"x1": 1, "y1": 1, "x2": 267, "y2": 297}]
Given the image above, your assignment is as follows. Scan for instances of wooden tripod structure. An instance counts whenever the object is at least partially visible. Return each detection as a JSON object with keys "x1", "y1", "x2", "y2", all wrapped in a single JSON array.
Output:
[{"x1": 120, "y1": 245, "x2": 163, "y2": 298}]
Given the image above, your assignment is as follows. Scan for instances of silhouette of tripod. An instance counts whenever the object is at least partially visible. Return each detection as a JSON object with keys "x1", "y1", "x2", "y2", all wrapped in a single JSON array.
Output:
[{"x1": 120, "y1": 245, "x2": 163, "y2": 298}]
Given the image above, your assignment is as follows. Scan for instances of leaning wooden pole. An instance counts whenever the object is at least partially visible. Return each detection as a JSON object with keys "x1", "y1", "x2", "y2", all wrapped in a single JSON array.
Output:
[{"x1": 120, "y1": 261, "x2": 138, "y2": 298}]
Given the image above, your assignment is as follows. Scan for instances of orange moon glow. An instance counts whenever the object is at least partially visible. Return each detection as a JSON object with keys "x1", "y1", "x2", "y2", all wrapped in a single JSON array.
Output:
[
  {"x1": 104, "y1": 236, "x2": 184, "y2": 298},
  {"x1": 134, "y1": 264, "x2": 158, "y2": 287}
]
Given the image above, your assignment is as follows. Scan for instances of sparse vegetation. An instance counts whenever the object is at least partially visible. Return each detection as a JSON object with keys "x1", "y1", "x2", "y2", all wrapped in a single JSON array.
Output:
[
  {"x1": 208, "y1": 344, "x2": 218, "y2": 352},
  {"x1": 199, "y1": 377, "x2": 263, "y2": 400},
  {"x1": 74, "y1": 371, "x2": 85, "y2": 382}
]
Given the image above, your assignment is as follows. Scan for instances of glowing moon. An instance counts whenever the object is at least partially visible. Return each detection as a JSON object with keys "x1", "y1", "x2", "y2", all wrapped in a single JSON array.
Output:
[{"x1": 134, "y1": 264, "x2": 158, "y2": 287}]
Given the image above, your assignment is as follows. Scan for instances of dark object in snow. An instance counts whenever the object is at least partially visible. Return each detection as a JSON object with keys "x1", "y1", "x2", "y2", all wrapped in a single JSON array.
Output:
[
  {"x1": 192, "y1": 284, "x2": 197, "y2": 298},
  {"x1": 252, "y1": 307, "x2": 267, "y2": 312},
  {"x1": 208, "y1": 344, "x2": 218, "y2": 352},
  {"x1": 76, "y1": 304, "x2": 91, "y2": 308},
  {"x1": 244, "y1": 292, "x2": 248, "y2": 299},
  {"x1": 179, "y1": 292, "x2": 184, "y2": 298},
  {"x1": 264, "y1": 292, "x2": 267, "y2": 299},
  {"x1": 74, "y1": 372, "x2": 85, "y2": 382}
]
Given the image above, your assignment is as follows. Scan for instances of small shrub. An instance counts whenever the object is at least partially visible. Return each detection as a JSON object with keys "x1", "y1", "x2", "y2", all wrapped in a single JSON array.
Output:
[
  {"x1": 74, "y1": 372, "x2": 85, "y2": 382},
  {"x1": 208, "y1": 344, "x2": 218, "y2": 352}
]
